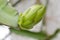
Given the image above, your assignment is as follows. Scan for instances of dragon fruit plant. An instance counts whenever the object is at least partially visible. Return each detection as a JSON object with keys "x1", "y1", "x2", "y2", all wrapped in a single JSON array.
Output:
[{"x1": 0, "y1": 0, "x2": 60, "y2": 40}]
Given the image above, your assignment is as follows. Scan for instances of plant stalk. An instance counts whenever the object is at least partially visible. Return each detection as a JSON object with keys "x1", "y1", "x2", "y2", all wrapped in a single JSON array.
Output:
[{"x1": 10, "y1": 28, "x2": 47, "y2": 40}]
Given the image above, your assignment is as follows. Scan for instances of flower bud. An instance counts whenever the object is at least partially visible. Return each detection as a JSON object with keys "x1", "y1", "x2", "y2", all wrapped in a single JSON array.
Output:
[{"x1": 18, "y1": 4, "x2": 45, "y2": 30}]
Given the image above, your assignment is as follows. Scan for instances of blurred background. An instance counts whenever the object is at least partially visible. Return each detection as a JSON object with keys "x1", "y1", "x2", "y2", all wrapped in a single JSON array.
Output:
[{"x1": 0, "y1": 0, "x2": 60, "y2": 40}]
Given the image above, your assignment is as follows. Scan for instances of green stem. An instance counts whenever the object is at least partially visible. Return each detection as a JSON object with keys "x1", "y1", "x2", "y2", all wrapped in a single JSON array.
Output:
[
  {"x1": 46, "y1": 29, "x2": 60, "y2": 40},
  {"x1": 0, "y1": 6, "x2": 18, "y2": 28},
  {"x1": 10, "y1": 28, "x2": 47, "y2": 40}
]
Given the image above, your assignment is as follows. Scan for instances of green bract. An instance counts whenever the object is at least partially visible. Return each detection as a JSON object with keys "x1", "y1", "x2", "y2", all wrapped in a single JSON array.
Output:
[{"x1": 18, "y1": 4, "x2": 46, "y2": 30}]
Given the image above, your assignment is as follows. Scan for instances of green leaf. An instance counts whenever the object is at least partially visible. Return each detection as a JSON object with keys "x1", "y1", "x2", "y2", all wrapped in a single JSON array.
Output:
[{"x1": 0, "y1": 0, "x2": 18, "y2": 27}]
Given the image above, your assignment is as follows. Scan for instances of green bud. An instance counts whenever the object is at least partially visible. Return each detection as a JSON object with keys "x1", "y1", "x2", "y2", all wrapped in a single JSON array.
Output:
[{"x1": 18, "y1": 4, "x2": 46, "y2": 30}]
